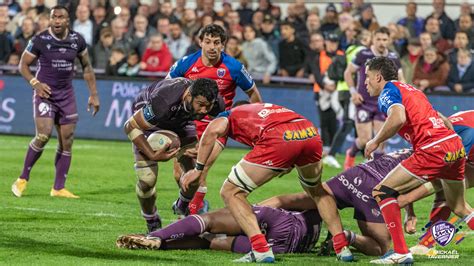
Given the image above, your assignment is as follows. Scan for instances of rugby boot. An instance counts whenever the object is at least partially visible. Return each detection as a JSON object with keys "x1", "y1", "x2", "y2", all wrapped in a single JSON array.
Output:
[
  {"x1": 233, "y1": 249, "x2": 275, "y2": 263},
  {"x1": 370, "y1": 250, "x2": 414, "y2": 265},
  {"x1": 12, "y1": 178, "x2": 28, "y2": 197},
  {"x1": 336, "y1": 246, "x2": 355, "y2": 262},
  {"x1": 50, "y1": 188, "x2": 80, "y2": 198},
  {"x1": 344, "y1": 149, "x2": 356, "y2": 170}
]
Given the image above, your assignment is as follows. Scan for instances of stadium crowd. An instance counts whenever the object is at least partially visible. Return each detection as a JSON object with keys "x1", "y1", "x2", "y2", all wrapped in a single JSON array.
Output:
[{"x1": 1, "y1": 0, "x2": 474, "y2": 90}]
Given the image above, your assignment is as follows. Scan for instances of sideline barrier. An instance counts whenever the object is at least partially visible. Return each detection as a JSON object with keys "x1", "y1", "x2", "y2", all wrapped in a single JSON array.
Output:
[{"x1": 1, "y1": 75, "x2": 473, "y2": 152}]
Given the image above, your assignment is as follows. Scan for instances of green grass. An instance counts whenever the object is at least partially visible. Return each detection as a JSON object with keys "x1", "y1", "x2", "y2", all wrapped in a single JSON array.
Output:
[{"x1": 0, "y1": 135, "x2": 472, "y2": 265}]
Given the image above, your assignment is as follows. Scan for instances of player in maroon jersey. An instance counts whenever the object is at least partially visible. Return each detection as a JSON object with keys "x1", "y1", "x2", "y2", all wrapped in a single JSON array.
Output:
[
  {"x1": 167, "y1": 24, "x2": 262, "y2": 216},
  {"x1": 181, "y1": 102, "x2": 353, "y2": 263},
  {"x1": 11, "y1": 6, "x2": 100, "y2": 198}
]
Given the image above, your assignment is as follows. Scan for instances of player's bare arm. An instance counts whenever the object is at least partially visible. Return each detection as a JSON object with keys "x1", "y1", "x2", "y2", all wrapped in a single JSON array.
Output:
[
  {"x1": 258, "y1": 192, "x2": 316, "y2": 211},
  {"x1": 344, "y1": 63, "x2": 363, "y2": 105},
  {"x1": 79, "y1": 50, "x2": 100, "y2": 115},
  {"x1": 19, "y1": 50, "x2": 51, "y2": 98},
  {"x1": 437, "y1": 112, "x2": 454, "y2": 131},
  {"x1": 124, "y1": 110, "x2": 179, "y2": 162},
  {"x1": 245, "y1": 84, "x2": 263, "y2": 103},
  {"x1": 181, "y1": 117, "x2": 229, "y2": 191},
  {"x1": 365, "y1": 105, "x2": 406, "y2": 158},
  {"x1": 397, "y1": 69, "x2": 406, "y2": 84}
]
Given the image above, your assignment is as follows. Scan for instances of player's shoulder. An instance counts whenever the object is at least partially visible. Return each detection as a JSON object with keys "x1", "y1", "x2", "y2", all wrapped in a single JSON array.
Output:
[
  {"x1": 69, "y1": 30, "x2": 85, "y2": 41},
  {"x1": 221, "y1": 52, "x2": 244, "y2": 71},
  {"x1": 387, "y1": 51, "x2": 400, "y2": 60},
  {"x1": 159, "y1": 77, "x2": 192, "y2": 90},
  {"x1": 33, "y1": 30, "x2": 52, "y2": 42},
  {"x1": 169, "y1": 51, "x2": 201, "y2": 74},
  {"x1": 357, "y1": 47, "x2": 373, "y2": 57}
]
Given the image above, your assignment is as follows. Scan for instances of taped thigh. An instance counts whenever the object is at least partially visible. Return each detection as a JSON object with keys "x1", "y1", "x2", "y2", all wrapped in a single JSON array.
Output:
[
  {"x1": 296, "y1": 164, "x2": 322, "y2": 187},
  {"x1": 226, "y1": 162, "x2": 258, "y2": 193},
  {"x1": 135, "y1": 160, "x2": 158, "y2": 198}
]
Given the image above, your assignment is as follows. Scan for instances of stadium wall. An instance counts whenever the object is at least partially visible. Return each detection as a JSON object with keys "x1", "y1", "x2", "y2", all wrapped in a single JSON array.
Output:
[{"x1": 1, "y1": 75, "x2": 473, "y2": 152}]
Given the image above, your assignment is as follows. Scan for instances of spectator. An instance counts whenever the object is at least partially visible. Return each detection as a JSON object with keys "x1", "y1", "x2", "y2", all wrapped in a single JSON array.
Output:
[
  {"x1": 413, "y1": 46, "x2": 450, "y2": 91},
  {"x1": 219, "y1": 1, "x2": 233, "y2": 18},
  {"x1": 36, "y1": 12, "x2": 49, "y2": 33},
  {"x1": 73, "y1": 5, "x2": 93, "y2": 46},
  {"x1": 242, "y1": 25, "x2": 277, "y2": 84},
  {"x1": 167, "y1": 20, "x2": 190, "y2": 61},
  {"x1": 157, "y1": 17, "x2": 171, "y2": 40},
  {"x1": 6, "y1": 53, "x2": 20, "y2": 74},
  {"x1": 426, "y1": 0, "x2": 456, "y2": 40},
  {"x1": 7, "y1": 0, "x2": 32, "y2": 35},
  {"x1": 182, "y1": 8, "x2": 200, "y2": 37},
  {"x1": 252, "y1": 10, "x2": 265, "y2": 31},
  {"x1": 118, "y1": 6, "x2": 132, "y2": 31},
  {"x1": 226, "y1": 10, "x2": 244, "y2": 39},
  {"x1": 92, "y1": 5, "x2": 109, "y2": 45},
  {"x1": 278, "y1": 21, "x2": 306, "y2": 77},
  {"x1": 339, "y1": 22, "x2": 360, "y2": 51},
  {"x1": 159, "y1": 2, "x2": 179, "y2": 23},
  {"x1": 448, "y1": 31, "x2": 474, "y2": 65},
  {"x1": 92, "y1": 28, "x2": 114, "y2": 69},
  {"x1": 306, "y1": 13, "x2": 321, "y2": 35},
  {"x1": 111, "y1": 18, "x2": 132, "y2": 54},
  {"x1": 257, "y1": 0, "x2": 272, "y2": 14},
  {"x1": 201, "y1": 14, "x2": 214, "y2": 28},
  {"x1": 237, "y1": 0, "x2": 254, "y2": 26},
  {"x1": 456, "y1": 14, "x2": 474, "y2": 42},
  {"x1": 387, "y1": 23, "x2": 409, "y2": 55},
  {"x1": 455, "y1": 1, "x2": 474, "y2": 25},
  {"x1": 131, "y1": 14, "x2": 156, "y2": 57},
  {"x1": 140, "y1": 34, "x2": 173, "y2": 72},
  {"x1": 337, "y1": 11, "x2": 354, "y2": 33},
  {"x1": 419, "y1": 32, "x2": 433, "y2": 51},
  {"x1": 400, "y1": 38, "x2": 422, "y2": 84},
  {"x1": 118, "y1": 50, "x2": 141, "y2": 76},
  {"x1": 225, "y1": 36, "x2": 247, "y2": 66},
  {"x1": 448, "y1": 48, "x2": 474, "y2": 93},
  {"x1": 356, "y1": 3, "x2": 379, "y2": 32},
  {"x1": 185, "y1": 29, "x2": 201, "y2": 55},
  {"x1": 13, "y1": 17, "x2": 34, "y2": 54},
  {"x1": 425, "y1": 17, "x2": 452, "y2": 53},
  {"x1": 0, "y1": 16, "x2": 12, "y2": 64},
  {"x1": 285, "y1": 3, "x2": 306, "y2": 39},
  {"x1": 106, "y1": 47, "x2": 127, "y2": 75},
  {"x1": 34, "y1": 0, "x2": 48, "y2": 15},
  {"x1": 202, "y1": 0, "x2": 217, "y2": 18},
  {"x1": 320, "y1": 4, "x2": 339, "y2": 37},
  {"x1": 174, "y1": 0, "x2": 187, "y2": 20},
  {"x1": 261, "y1": 14, "x2": 280, "y2": 59},
  {"x1": 137, "y1": 4, "x2": 151, "y2": 18},
  {"x1": 397, "y1": 1, "x2": 424, "y2": 38}
]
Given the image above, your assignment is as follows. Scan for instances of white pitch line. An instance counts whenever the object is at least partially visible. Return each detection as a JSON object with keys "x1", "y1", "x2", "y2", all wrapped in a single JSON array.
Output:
[{"x1": 0, "y1": 206, "x2": 174, "y2": 222}]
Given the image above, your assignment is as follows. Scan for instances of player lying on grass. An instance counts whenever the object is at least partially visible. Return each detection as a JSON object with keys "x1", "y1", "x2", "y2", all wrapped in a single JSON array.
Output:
[
  {"x1": 123, "y1": 78, "x2": 224, "y2": 233},
  {"x1": 180, "y1": 101, "x2": 353, "y2": 263},
  {"x1": 116, "y1": 205, "x2": 322, "y2": 254}
]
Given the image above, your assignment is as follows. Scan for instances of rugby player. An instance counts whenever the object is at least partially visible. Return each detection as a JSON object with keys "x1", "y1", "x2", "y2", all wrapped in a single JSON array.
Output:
[
  {"x1": 12, "y1": 5, "x2": 100, "y2": 198},
  {"x1": 116, "y1": 205, "x2": 321, "y2": 255},
  {"x1": 363, "y1": 57, "x2": 474, "y2": 264},
  {"x1": 123, "y1": 78, "x2": 224, "y2": 232},
  {"x1": 343, "y1": 27, "x2": 404, "y2": 169},
  {"x1": 181, "y1": 102, "x2": 353, "y2": 263},
  {"x1": 167, "y1": 24, "x2": 262, "y2": 215}
]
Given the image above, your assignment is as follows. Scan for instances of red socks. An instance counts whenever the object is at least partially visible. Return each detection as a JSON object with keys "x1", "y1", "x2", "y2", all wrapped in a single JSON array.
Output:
[
  {"x1": 378, "y1": 198, "x2": 409, "y2": 254},
  {"x1": 429, "y1": 202, "x2": 451, "y2": 223},
  {"x1": 250, "y1": 234, "x2": 270, "y2": 253},
  {"x1": 332, "y1": 232, "x2": 350, "y2": 254},
  {"x1": 189, "y1": 186, "x2": 207, "y2": 215}
]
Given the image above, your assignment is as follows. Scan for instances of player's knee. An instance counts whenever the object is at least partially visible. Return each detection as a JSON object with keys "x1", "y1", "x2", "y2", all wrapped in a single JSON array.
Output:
[
  {"x1": 372, "y1": 185, "x2": 400, "y2": 202},
  {"x1": 225, "y1": 163, "x2": 257, "y2": 194},
  {"x1": 34, "y1": 133, "x2": 50, "y2": 146},
  {"x1": 136, "y1": 181, "x2": 156, "y2": 198},
  {"x1": 298, "y1": 174, "x2": 322, "y2": 188},
  {"x1": 135, "y1": 161, "x2": 158, "y2": 192}
]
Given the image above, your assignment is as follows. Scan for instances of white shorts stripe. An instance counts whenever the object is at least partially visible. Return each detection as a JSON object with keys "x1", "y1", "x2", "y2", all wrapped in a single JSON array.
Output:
[{"x1": 420, "y1": 134, "x2": 459, "y2": 150}]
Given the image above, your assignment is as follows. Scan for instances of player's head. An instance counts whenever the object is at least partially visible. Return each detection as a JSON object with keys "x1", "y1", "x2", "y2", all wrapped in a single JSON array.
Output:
[
  {"x1": 50, "y1": 5, "x2": 70, "y2": 36},
  {"x1": 372, "y1": 27, "x2": 390, "y2": 54},
  {"x1": 186, "y1": 78, "x2": 219, "y2": 120},
  {"x1": 199, "y1": 24, "x2": 227, "y2": 62},
  {"x1": 365, "y1": 56, "x2": 398, "y2": 96}
]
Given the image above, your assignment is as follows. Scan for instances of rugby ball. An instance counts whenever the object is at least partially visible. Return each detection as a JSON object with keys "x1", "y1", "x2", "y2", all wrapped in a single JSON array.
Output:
[{"x1": 147, "y1": 130, "x2": 181, "y2": 151}]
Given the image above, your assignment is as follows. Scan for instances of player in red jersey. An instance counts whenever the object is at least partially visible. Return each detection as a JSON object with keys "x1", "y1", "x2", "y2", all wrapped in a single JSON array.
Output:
[
  {"x1": 362, "y1": 57, "x2": 474, "y2": 264},
  {"x1": 180, "y1": 102, "x2": 353, "y2": 263},
  {"x1": 167, "y1": 24, "x2": 262, "y2": 215}
]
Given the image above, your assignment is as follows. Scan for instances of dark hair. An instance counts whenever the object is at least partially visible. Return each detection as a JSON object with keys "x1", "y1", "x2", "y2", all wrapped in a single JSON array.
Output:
[
  {"x1": 51, "y1": 5, "x2": 70, "y2": 17},
  {"x1": 190, "y1": 78, "x2": 219, "y2": 103},
  {"x1": 170, "y1": 19, "x2": 182, "y2": 27},
  {"x1": 280, "y1": 21, "x2": 295, "y2": 29},
  {"x1": 373, "y1": 26, "x2": 390, "y2": 36},
  {"x1": 365, "y1": 56, "x2": 398, "y2": 81},
  {"x1": 232, "y1": 100, "x2": 250, "y2": 108},
  {"x1": 199, "y1": 24, "x2": 227, "y2": 43},
  {"x1": 243, "y1": 25, "x2": 260, "y2": 40}
]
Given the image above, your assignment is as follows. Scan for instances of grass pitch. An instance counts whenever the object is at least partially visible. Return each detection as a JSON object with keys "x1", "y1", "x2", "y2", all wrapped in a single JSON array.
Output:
[{"x1": 0, "y1": 135, "x2": 473, "y2": 265}]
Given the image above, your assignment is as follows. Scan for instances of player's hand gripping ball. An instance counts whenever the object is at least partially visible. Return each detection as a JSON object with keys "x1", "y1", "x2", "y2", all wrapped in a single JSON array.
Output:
[{"x1": 147, "y1": 130, "x2": 181, "y2": 152}]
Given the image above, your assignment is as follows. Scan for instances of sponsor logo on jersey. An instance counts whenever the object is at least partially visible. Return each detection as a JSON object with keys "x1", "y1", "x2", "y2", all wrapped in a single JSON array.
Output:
[
  {"x1": 191, "y1": 66, "x2": 199, "y2": 73},
  {"x1": 337, "y1": 174, "x2": 370, "y2": 202},
  {"x1": 283, "y1": 127, "x2": 319, "y2": 141},
  {"x1": 71, "y1": 43, "x2": 78, "y2": 49},
  {"x1": 46, "y1": 44, "x2": 51, "y2": 50},
  {"x1": 354, "y1": 176, "x2": 362, "y2": 186},
  {"x1": 38, "y1": 102, "x2": 51, "y2": 116},
  {"x1": 142, "y1": 105, "x2": 155, "y2": 121},
  {"x1": 241, "y1": 66, "x2": 253, "y2": 83},
  {"x1": 444, "y1": 148, "x2": 466, "y2": 163},
  {"x1": 59, "y1": 48, "x2": 67, "y2": 54},
  {"x1": 217, "y1": 68, "x2": 226, "y2": 78}
]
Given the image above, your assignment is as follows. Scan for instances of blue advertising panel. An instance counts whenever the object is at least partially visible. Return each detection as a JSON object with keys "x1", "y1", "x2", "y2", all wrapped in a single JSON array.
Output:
[{"x1": 1, "y1": 75, "x2": 473, "y2": 152}]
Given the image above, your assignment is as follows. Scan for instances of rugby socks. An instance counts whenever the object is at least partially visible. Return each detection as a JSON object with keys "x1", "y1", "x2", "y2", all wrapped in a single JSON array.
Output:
[
  {"x1": 332, "y1": 232, "x2": 350, "y2": 254},
  {"x1": 344, "y1": 230, "x2": 356, "y2": 246},
  {"x1": 54, "y1": 150, "x2": 71, "y2": 190},
  {"x1": 142, "y1": 208, "x2": 162, "y2": 232},
  {"x1": 250, "y1": 234, "x2": 270, "y2": 253},
  {"x1": 348, "y1": 142, "x2": 361, "y2": 157},
  {"x1": 149, "y1": 215, "x2": 206, "y2": 239},
  {"x1": 378, "y1": 198, "x2": 409, "y2": 254},
  {"x1": 189, "y1": 186, "x2": 207, "y2": 215},
  {"x1": 20, "y1": 143, "x2": 44, "y2": 180},
  {"x1": 176, "y1": 191, "x2": 192, "y2": 213},
  {"x1": 464, "y1": 212, "x2": 474, "y2": 230},
  {"x1": 429, "y1": 201, "x2": 451, "y2": 222}
]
